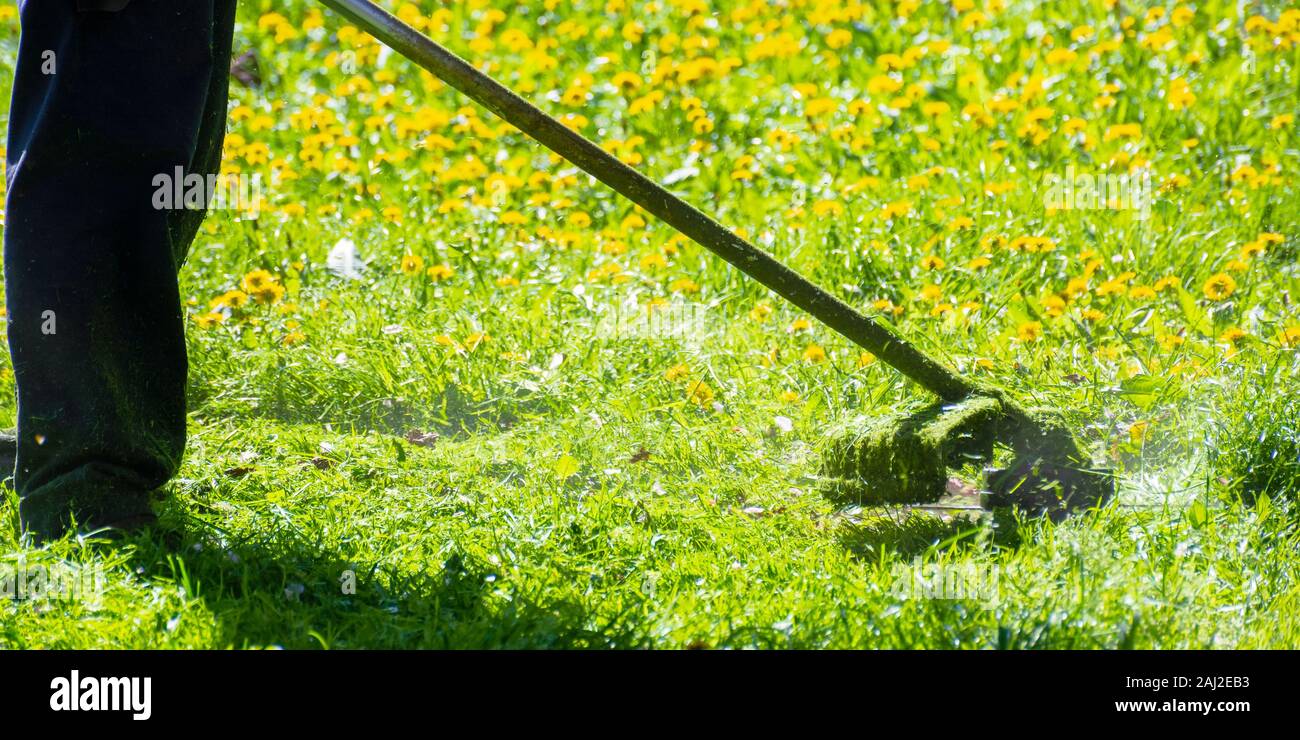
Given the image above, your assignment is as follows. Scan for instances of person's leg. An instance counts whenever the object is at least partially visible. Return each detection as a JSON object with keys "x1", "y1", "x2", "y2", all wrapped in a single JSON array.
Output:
[{"x1": 4, "y1": 0, "x2": 236, "y2": 540}]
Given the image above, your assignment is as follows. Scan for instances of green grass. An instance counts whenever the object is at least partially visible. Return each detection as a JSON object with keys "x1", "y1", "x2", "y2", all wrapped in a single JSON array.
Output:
[{"x1": 2, "y1": 0, "x2": 1300, "y2": 648}]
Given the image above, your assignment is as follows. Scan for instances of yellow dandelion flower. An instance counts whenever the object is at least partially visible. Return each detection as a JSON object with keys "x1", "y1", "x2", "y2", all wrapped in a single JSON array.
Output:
[
  {"x1": 1166, "y1": 78, "x2": 1196, "y2": 110},
  {"x1": 826, "y1": 29, "x2": 852, "y2": 49},
  {"x1": 668, "y1": 278, "x2": 700, "y2": 294},
  {"x1": 1065, "y1": 277, "x2": 1090, "y2": 298},
  {"x1": 921, "y1": 101, "x2": 951, "y2": 118},
  {"x1": 1017, "y1": 321, "x2": 1043, "y2": 342},
  {"x1": 1128, "y1": 421, "x2": 1150, "y2": 443},
  {"x1": 804, "y1": 98, "x2": 838, "y2": 117},
  {"x1": 192, "y1": 312, "x2": 225, "y2": 328},
  {"x1": 427, "y1": 264, "x2": 455, "y2": 281},
  {"x1": 1096, "y1": 279, "x2": 1127, "y2": 297},
  {"x1": 881, "y1": 200, "x2": 913, "y2": 219},
  {"x1": 639, "y1": 252, "x2": 667, "y2": 270},
  {"x1": 1219, "y1": 327, "x2": 1248, "y2": 345},
  {"x1": 399, "y1": 254, "x2": 425, "y2": 275},
  {"x1": 812, "y1": 199, "x2": 844, "y2": 217},
  {"x1": 1045, "y1": 48, "x2": 1077, "y2": 66},
  {"x1": 241, "y1": 269, "x2": 276, "y2": 293},
  {"x1": 664, "y1": 364, "x2": 690, "y2": 382},
  {"x1": 686, "y1": 380, "x2": 714, "y2": 407},
  {"x1": 1103, "y1": 123, "x2": 1142, "y2": 142},
  {"x1": 210, "y1": 290, "x2": 249, "y2": 309},
  {"x1": 1202, "y1": 273, "x2": 1236, "y2": 301},
  {"x1": 251, "y1": 283, "x2": 285, "y2": 305},
  {"x1": 611, "y1": 71, "x2": 642, "y2": 92}
]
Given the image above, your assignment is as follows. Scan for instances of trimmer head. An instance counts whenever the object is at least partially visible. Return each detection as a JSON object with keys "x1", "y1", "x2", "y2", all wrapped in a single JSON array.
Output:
[
  {"x1": 820, "y1": 396, "x2": 1001, "y2": 505},
  {"x1": 821, "y1": 395, "x2": 1113, "y2": 519}
]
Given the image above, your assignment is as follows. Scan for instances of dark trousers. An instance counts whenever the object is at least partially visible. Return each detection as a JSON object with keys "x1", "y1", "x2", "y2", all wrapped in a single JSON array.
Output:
[{"x1": 4, "y1": 0, "x2": 236, "y2": 538}]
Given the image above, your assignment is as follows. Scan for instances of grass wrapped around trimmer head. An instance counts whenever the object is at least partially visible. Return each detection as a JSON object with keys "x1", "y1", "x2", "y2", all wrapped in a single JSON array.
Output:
[{"x1": 820, "y1": 396, "x2": 1003, "y2": 505}]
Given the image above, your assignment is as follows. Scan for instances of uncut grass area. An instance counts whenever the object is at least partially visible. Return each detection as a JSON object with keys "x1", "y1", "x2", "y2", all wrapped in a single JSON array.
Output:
[{"x1": 1, "y1": 0, "x2": 1299, "y2": 648}]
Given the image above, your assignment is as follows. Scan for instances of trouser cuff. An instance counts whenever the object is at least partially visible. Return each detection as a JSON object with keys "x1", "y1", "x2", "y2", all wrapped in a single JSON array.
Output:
[{"x1": 18, "y1": 463, "x2": 154, "y2": 541}]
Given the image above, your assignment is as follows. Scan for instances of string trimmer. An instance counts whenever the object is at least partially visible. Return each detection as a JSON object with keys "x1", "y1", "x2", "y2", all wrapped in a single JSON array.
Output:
[{"x1": 316, "y1": 0, "x2": 1114, "y2": 517}]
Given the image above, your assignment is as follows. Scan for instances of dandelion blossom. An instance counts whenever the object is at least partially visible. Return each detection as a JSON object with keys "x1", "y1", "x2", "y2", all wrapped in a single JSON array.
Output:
[
  {"x1": 192, "y1": 312, "x2": 225, "y2": 328},
  {"x1": 686, "y1": 380, "x2": 714, "y2": 407},
  {"x1": 1202, "y1": 273, "x2": 1236, "y2": 301},
  {"x1": 427, "y1": 264, "x2": 455, "y2": 281},
  {"x1": 399, "y1": 254, "x2": 424, "y2": 275},
  {"x1": 1016, "y1": 321, "x2": 1043, "y2": 342}
]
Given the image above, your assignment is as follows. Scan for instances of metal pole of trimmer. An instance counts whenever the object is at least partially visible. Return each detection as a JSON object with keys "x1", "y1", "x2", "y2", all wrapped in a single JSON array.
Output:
[{"x1": 318, "y1": 0, "x2": 973, "y2": 402}]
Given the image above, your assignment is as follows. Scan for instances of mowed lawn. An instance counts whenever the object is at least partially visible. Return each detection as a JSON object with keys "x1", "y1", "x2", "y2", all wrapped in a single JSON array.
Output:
[{"x1": 2, "y1": 0, "x2": 1299, "y2": 648}]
